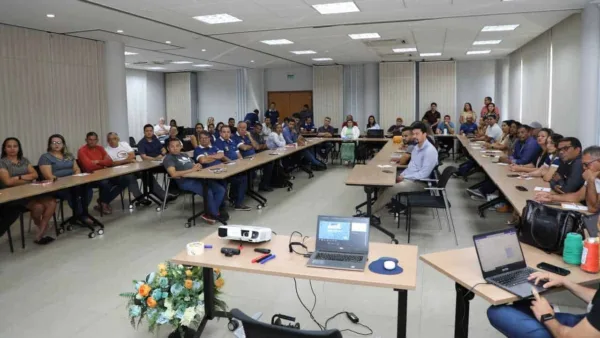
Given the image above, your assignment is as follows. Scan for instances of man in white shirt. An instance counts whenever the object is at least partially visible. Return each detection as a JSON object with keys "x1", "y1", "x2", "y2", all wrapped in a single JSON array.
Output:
[
  {"x1": 262, "y1": 117, "x2": 273, "y2": 137},
  {"x1": 267, "y1": 123, "x2": 286, "y2": 149},
  {"x1": 473, "y1": 115, "x2": 502, "y2": 143},
  {"x1": 154, "y1": 118, "x2": 169, "y2": 142},
  {"x1": 105, "y1": 132, "x2": 169, "y2": 205}
]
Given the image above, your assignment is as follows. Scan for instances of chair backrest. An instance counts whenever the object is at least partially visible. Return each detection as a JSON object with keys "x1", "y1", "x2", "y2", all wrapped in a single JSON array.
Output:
[
  {"x1": 129, "y1": 137, "x2": 137, "y2": 148},
  {"x1": 32, "y1": 165, "x2": 43, "y2": 181},
  {"x1": 437, "y1": 166, "x2": 458, "y2": 189},
  {"x1": 231, "y1": 309, "x2": 343, "y2": 338},
  {"x1": 333, "y1": 128, "x2": 339, "y2": 134}
]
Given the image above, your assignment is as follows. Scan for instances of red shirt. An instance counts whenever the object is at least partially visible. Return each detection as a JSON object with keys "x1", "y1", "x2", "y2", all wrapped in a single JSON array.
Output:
[
  {"x1": 480, "y1": 106, "x2": 501, "y2": 120},
  {"x1": 77, "y1": 145, "x2": 113, "y2": 173}
]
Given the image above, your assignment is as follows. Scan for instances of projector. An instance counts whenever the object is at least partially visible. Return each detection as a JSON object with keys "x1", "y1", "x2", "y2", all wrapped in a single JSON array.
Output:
[{"x1": 218, "y1": 225, "x2": 272, "y2": 243}]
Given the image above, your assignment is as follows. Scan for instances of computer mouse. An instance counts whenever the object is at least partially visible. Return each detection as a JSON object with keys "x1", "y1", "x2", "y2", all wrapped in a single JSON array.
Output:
[{"x1": 383, "y1": 260, "x2": 396, "y2": 271}]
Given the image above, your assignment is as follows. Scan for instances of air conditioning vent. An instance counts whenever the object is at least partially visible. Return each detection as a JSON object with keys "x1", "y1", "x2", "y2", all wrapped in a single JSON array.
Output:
[{"x1": 364, "y1": 39, "x2": 408, "y2": 48}]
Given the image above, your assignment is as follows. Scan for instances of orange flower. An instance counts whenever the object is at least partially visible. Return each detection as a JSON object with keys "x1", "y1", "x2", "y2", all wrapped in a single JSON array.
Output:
[
  {"x1": 215, "y1": 278, "x2": 224, "y2": 289},
  {"x1": 185, "y1": 270, "x2": 192, "y2": 277},
  {"x1": 138, "y1": 284, "x2": 152, "y2": 297},
  {"x1": 184, "y1": 279, "x2": 193, "y2": 289},
  {"x1": 146, "y1": 297, "x2": 157, "y2": 308},
  {"x1": 214, "y1": 268, "x2": 221, "y2": 275},
  {"x1": 158, "y1": 263, "x2": 167, "y2": 271},
  {"x1": 160, "y1": 270, "x2": 167, "y2": 277}
]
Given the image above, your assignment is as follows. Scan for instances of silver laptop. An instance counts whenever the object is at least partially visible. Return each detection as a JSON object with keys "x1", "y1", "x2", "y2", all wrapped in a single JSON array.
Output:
[
  {"x1": 473, "y1": 229, "x2": 546, "y2": 298},
  {"x1": 307, "y1": 216, "x2": 370, "y2": 271}
]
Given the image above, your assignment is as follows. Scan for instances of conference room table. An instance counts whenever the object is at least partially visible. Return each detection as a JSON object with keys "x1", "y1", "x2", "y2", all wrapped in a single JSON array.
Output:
[
  {"x1": 0, "y1": 160, "x2": 161, "y2": 241},
  {"x1": 172, "y1": 232, "x2": 418, "y2": 338}
]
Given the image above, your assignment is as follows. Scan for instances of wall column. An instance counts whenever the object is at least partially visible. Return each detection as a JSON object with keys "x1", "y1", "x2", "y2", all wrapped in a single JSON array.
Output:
[
  {"x1": 579, "y1": 3, "x2": 600, "y2": 146},
  {"x1": 104, "y1": 41, "x2": 129, "y2": 139},
  {"x1": 364, "y1": 63, "x2": 379, "y2": 123}
]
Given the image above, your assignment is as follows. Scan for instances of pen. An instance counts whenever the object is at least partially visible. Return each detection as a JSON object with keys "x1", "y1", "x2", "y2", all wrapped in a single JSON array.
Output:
[
  {"x1": 260, "y1": 254, "x2": 276, "y2": 264},
  {"x1": 252, "y1": 253, "x2": 271, "y2": 263}
]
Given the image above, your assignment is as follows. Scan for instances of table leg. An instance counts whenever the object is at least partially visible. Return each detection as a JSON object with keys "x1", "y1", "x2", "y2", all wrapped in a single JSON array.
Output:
[
  {"x1": 364, "y1": 187, "x2": 398, "y2": 243},
  {"x1": 454, "y1": 283, "x2": 474, "y2": 338},
  {"x1": 395, "y1": 289, "x2": 408, "y2": 338},
  {"x1": 245, "y1": 170, "x2": 267, "y2": 207}
]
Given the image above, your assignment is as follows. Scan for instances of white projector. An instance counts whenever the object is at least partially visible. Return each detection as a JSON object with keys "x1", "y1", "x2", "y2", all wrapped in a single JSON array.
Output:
[{"x1": 218, "y1": 225, "x2": 272, "y2": 243}]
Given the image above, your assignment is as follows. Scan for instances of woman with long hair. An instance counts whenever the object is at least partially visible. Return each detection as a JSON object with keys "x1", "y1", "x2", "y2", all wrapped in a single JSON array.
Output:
[
  {"x1": 215, "y1": 122, "x2": 225, "y2": 139},
  {"x1": 366, "y1": 115, "x2": 381, "y2": 130},
  {"x1": 0, "y1": 137, "x2": 57, "y2": 244},
  {"x1": 38, "y1": 134, "x2": 94, "y2": 225},
  {"x1": 522, "y1": 134, "x2": 562, "y2": 181},
  {"x1": 190, "y1": 123, "x2": 205, "y2": 148},
  {"x1": 340, "y1": 120, "x2": 360, "y2": 165},
  {"x1": 484, "y1": 120, "x2": 512, "y2": 151},
  {"x1": 459, "y1": 102, "x2": 475, "y2": 124}
]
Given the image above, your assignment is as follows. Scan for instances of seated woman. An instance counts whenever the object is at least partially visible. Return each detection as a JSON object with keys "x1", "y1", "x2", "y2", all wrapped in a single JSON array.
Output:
[
  {"x1": 521, "y1": 134, "x2": 562, "y2": 181},
  {"x1": 483, "y1": 120, "x2": 512, "y2": 151},
  {"x1": 0, "y1": 137, "x2": 57, "y2": 245},
  {"x1": 190, "y1": 123, "x2": 204, "y2": 148},
  {"x1": 340, "y1": 120, "x2": 360, "y2": 165},
  {"x1": 366, "y1": 115, "x2": 381, "y2": 130},
  {"x1": 39, "y1": 134, "x2": 94, "y2": 225},
  {"x1": 509, "y1": 128, "x2": 552, "y2": 173}
]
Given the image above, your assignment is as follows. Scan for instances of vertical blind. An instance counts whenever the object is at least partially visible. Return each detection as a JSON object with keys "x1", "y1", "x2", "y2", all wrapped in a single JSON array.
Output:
[
  {"x1": 520, "y1": 32, "x2": 551, "y2": 126},
  {"x1": 508, "y1": 49, "x2": 522, "y2": 121},
  {"x1": 343, "y1": 65, "x2": 365, "y2": 126},
  {"x1": 126, "y1": 69, "x2": 148, "y2": 141},
  {"x1": 379, "y1": 62, "x2": 415, "y2": 128},
  {"x1": 166, "y1": 72, "x2": 192, "y2": 127},
  {"x1": 419, "y1": 62, "x2": 456, "y2": 123},
  {"x1": 0, "y1": 24, "x2": 107, "y2": 161},
  {"x1": 313, "y1": 65, "x2": 343, "y2": 128}
]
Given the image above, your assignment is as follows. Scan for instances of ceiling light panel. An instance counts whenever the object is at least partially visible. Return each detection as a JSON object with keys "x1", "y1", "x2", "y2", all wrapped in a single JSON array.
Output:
[
  {"x1": 481, "y1": 24, "x2": 519, "y2": 32},
  {"x1": 291, "y1": 50, "x2": 317, "y2": 55},
  {"x1": 46, "y1": 14, "x2": 55, "y2": 18},
  {"x1": 193, "y1": 64, "x2": 212, "y2": 67},
  {"x1": 312, "y1": 2, "x2": 360, "y2": 15},
  {"x1": 124, "y1": 52, "x2": 138, "y2": 55},
  {"x1": 261, "y1": 39, "x2": 294, "y2": 45},
  {"x1": 313, "y1": 58, "x2": 333, "y2": 61},
  {"x1": 393, "y1": 48, "x2": 417, "y2": 53},
  {"x1": 473, "y1": 40, "x2": 501, "y2": 45},
  {"x1": 193, "y1": 14, "x2": 242, "y2": 24},
  {"x1": 147, "y1": 67, "x2": 164, "y2": 70},
  {"x1": 171, "y1": 61, "x2": 193, "y2": 64},
  {"x1": 348, "y1": 33, "x2": 380, "y2": 40},
  {"x1": 420, "y1": 53, "x2": 442, "y2": 57},
  {"x1": 467, "y1": 50, "x2": 491, "y2": 55}
]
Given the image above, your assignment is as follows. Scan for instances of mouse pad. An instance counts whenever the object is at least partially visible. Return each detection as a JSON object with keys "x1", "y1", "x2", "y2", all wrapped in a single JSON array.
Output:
[{"x1": 368, "y1": 256, "x2": 404, "y2": 275}]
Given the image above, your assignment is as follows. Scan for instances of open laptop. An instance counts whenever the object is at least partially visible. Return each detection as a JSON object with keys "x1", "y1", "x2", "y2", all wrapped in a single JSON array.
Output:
[
  {"x1": 367, "y1": 129, "x2": 384, "y2": 138},
  {"x1": 307, "y1": 216, "x2": 370, "y2": 271},
  {"x1": 473, "y1": 228, "x2": 546, "y2": 298}
]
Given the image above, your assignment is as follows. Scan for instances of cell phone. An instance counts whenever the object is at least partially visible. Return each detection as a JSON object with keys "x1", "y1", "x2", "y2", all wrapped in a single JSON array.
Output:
[
  {"x1": 516, "y1": 186, "x2": 528, "y2": 192},
  {"x1": 507, "y1": 174, "x2": 520, "y2": 178},
  {"x1": 537, "y1": 262, "x2": 570, "y2": 276}
]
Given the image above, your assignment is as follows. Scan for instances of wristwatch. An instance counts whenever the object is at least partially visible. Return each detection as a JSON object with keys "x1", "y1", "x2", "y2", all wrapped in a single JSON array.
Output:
[{"x1": 540, "y1": 313, "x2": 555, "y2": 324}]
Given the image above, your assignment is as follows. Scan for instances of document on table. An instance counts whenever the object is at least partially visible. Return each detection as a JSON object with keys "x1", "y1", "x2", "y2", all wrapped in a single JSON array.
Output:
[
  {"x1": 73, "y1": 173, "x2": 90, "y2": 177},
  {"x1": 518, "y1": 176, "x2": 534, "y2": 180},
  {"x1": 112, "y1": 165, "x2": 129, "y2": 169},
  {"x1": 561, "y1": 203, "x2": 589, "y2": 211},
  {"x1": 377, "y1": 164, "x2": 393, "y2": 168},
  {"x1": 534, "y1": 187, "x2": 551, "y2": 192},
  {"x1": 497, "y1": 163, "x2": 508, "y2": 166}
]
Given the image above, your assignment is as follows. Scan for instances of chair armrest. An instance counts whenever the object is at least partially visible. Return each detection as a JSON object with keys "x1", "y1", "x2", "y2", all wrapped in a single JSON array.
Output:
[{"x1": 417, "y1": 178, "x2": 439, "y2": 182}]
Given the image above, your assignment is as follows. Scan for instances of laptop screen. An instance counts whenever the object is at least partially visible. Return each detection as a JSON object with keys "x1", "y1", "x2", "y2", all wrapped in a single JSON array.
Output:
[
  {"x1": 316, "y1": 216, "x2": 369, "y2": 254},
  {"x1": 473, "y1": 229, "x2": 526, "y2": 276}
]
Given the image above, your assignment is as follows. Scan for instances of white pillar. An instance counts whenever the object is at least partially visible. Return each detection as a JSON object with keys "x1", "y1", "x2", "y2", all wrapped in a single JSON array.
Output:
[
  {"x1": 104, "y1": 41, "x2": 129, "y2": 139},
  {"x1": 363, "y1": 63, "x2": 379, "y2": 123},
  {"x1": 579, "y1": 3, "x2": 600, "y2": 147}
]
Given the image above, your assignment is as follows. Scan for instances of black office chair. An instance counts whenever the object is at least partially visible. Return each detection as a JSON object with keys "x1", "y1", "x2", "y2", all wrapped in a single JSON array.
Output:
[
  {"x1": 129, "y1": 136, "x2": 137, "y2": 148},
  {"x1": 230, "y1": 309, "x2": 342, "y2": 338}
]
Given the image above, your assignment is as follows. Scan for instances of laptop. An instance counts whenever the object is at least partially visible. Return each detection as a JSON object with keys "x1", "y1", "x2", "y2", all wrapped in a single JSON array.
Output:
[
  {"x1": 307, "y1": 216, "x2": 370, "y2": 271},
  {"x1": 473, "y1": 228, "x2": 546, "y2": 298},
  {"x1": 367, "y1": 129, "x2": 384, "y2": 138}
]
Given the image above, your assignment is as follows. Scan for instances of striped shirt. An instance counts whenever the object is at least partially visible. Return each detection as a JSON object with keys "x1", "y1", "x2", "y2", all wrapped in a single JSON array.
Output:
[{"x1": 0, "y1": 157, "x2": 31, "y2": 188}]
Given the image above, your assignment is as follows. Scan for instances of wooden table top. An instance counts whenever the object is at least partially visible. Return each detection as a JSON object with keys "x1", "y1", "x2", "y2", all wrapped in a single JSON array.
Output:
[
  {"x1": 0, "y1": 161, "x2": 161, "y2": 205},
  {"x1": 184, "y1": 138, "x2": 327, "y2": 180},
  {"x1": 172, "y1": 232, "x2": 418, "y2": 290},
  {"x1": 421, "y1": 244, "x2": 600, "y2": 305},
  {"x1": 345, "y1": 140, "x2": 407, "y2": 187}
]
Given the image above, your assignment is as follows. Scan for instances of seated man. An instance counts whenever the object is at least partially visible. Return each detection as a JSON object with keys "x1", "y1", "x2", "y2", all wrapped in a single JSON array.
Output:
[
  {"x1": 473, "y1": 115, "x2": 502, "y2": 143},
  {"x1": 459, "y1": 115, "x2": 478, "y2": 135},
  {"x1": 488, "y1": 270, "x2": 600, "y2": 337},
  {"x1": 283, "y1": 119, "x2": 326, "y2": 170},
  {"x1": 550, "y1": 137, "x2": 585, "y2": 194},
  {"x1": 300, "y1": 116, "x2": 316, "y2": 133},
  {"x1": 499, "y1": 125, "x2": 541, "y2": 165},
  {"x1": 316, "y1": 117, "x2": 335, "y2": 158},
  {"x1": 372, "y1": 123, "x2": 438, "y2": 220},
  {"x1": 535, "y1": 145, "x2": 600, "y2": 212},
  {"x1": 393, "y1": 126, "x2": 414, "y2": 166},
  {"x1": 236, "y1": 122, "x2": 273, "y2": 192},
  {"x1": 267, "y1": 123, "x2": 286, "y2": 149},
  {"x1": 163, "y1": 138, "x2": 225, "y2": 224},
  {"x1": 77, "y1": 132, "x2": 124, "y2": 214},
  {"x1": 104, "y1": 132, "x2": 170, "y2": 204},
  {"x1": 228, "y1": 118, "x2": 238, "y2": 134},
  {"x1": 251, "y1": 124, "x2": 269, "y2": 152},
  {"x1": 154, "y1": 117, "x2": 169, "y2": 142},
  {"x1": 262, "y1": 117, "x2": 273, "y2": 137},
  {"x1": 387, "y1": 117, "x2": 405, "y2": 135},
  {"x1": 139, "y1": 124, "x2": 167, "y2": 161},
  {"x1": 213, "y1": 126, "x2": 251, "y2": 211},
  {"x1": 436, "y1": 115, "x2": 455, "y2": 135}
]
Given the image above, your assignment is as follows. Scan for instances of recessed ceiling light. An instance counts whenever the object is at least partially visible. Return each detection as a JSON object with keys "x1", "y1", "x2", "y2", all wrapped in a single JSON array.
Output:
[
  {"x1": 348, "y1": 33, "x2": 380, "y2": 40},
  {"x1": 171, "y1": 61, "x2": 193, "y2": 64},
  {"x1": 46, "y1": 14, "x2": 55, "y2": 18},
  {"x1": 261, "y1": 39, "x2": 294, "y2": 45},
  {"x1": 312, "y1": 2, "x2": 360, "y2": 15},
  {"x1": 420, "y1": 53, "x2": 442, "y2": 57},
  {"x1": 393, "y1": 47, "x2": 417, "y2": 53},
  {"x1": 313, "y1": 58, "x2": 333, "y2": 62},
  {"x1": 193, "y1": 14, "x2": 242, "y2": 24},
  {"x1": 147, "y1": 67, "x2": 164, "y2": 70},
  {"x1": 201, "y1": 49, "x2": 206, "y2": 52},
  {"x1": 117, "y1": 30, "x2": 124, "y2": 33},
  {"x1": 124, "y1": 52, "x2": 138, "y2": 56},
  {"x1": 165, "y1": 41, "x2": 171, "y2": 44},
  {"x1": 291, "y1": 50, "x2": 317, "y2": 55},
  {"x1": 473, "y1": 40, "x2": 501, "y2": 45},
  {"x1": 193, "y1": 64, "x2": 212, "y2": 67},
  {"x1": 467, "y1": 50, "x2": 492, "y2": 55},
  {"x1": 482, "y1": 24, "x2": 519, "y2": 32},
  {"x1": 250, "y1": 60, "x2": 255, "y2": 63}
]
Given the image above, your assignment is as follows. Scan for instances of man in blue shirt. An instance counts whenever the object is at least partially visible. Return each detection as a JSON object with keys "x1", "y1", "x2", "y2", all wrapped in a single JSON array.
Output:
[
  {"x1": 283, "y1": 120, "x2": 326, "y2": 170},
  {"x1": 459, "y1": 115, "x2": 478, "y2": 135},
  {"x1": 300, "y1": 116, "x2": 316, "y2": 133},
  {"x1": 265, "y1": 102, "x2": 280, "y2": 125},
  {"x1": 138, "y1": 124, "x2": 166, "y2": 161},
  {"x1": 236, "y1": 122, "x2": 274, "y2": 192},
  {"x1": 500, "y1": 125, "x2": 541, "y2": 165},
  {"x1": 436, "y1": 115, "x2": 455, "y2": 135},
  {"x1": 372, "y1": 122, "x2": 438, "y2": 220},
  {"x1": 213, "y1": 126, "x2": 251, "y2": 211},
  {"x1": 243, "y1": 109, "x2": 260, "y2": 129},
  {"x1": 316, "y1": 117, "x2": 335, "y2": 158}
]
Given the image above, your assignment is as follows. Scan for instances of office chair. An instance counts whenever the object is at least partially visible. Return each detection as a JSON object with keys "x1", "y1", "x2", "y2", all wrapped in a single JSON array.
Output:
[
  {"x1": 160, "y1": 173, "x2": 197, "y2": 228},
  {"x1": 129, "y1": 136, "x2": 137, "y2": 148},
  {"x1": 230, "y1": 309, "x2": 342, "y2": 338}
]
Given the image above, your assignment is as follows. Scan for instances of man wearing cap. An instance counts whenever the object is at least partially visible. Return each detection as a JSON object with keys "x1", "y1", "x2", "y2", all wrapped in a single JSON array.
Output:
[{"x1": 529, "y1": 121, "x2": 543, "y2": 138}]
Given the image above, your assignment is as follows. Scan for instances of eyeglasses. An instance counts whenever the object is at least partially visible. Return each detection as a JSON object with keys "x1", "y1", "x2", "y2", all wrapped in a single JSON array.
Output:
[
  {"x1": 583, "y1": 158, "x2": 600, "y2": 168},
  {"x1": 558, "y1": 145, "x2": 573, "y2": 152},
  {"x1": 51, "y1": 141, "x2": 63, "y2": 145}
]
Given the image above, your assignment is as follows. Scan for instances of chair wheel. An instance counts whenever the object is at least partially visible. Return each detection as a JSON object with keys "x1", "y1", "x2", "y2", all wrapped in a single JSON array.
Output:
[
  {"x1": 155, "y1": 207, "x2": 161, "y2": 212},
  {"x1": 88, "y1": 232, "x2": 96, "y2": 238},
  {"x1": 58, "y1": 227, "x2": 65, "y2": 234},
  {"x1": 184, "y1": 222, "x2": 192, "y2": 228},
  {"x1": 66, "y1": 225, "x2": 73, "y2": 231},
  {"x1": 228, "y1": 319, "x2": 239, "y2": 331},
  {"x1": 97, "y1": 229, "x2": 104, "y2": 235},
  {"x1": 129, "y1": 204, "x2": 134, "y2": 210},
  {"x1": 287, "y1": 187, "x2": 292, "y2": 191},
  {"x1": 478, "y1": 210, "x2": 485, "y2": 218},
  {"x1": 291, "y1": 176, "x2": 295, "y2": 180},
  {"x1": 392, "y1": 239, "x2": 399, "y2": 244},
  {"x1": 257, "y1": 205, "x2": 262, "y2": 210}
]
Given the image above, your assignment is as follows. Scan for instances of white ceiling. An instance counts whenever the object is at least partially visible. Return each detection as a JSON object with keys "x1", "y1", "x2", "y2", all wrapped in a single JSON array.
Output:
[{"x1": 0, "y1": 0, "x2": 590, "y2": 72}]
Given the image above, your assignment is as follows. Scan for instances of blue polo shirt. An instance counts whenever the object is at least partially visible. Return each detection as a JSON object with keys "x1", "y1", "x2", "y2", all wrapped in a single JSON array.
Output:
[
  {"x1": 301, "y1": 122, "x2": 315, "y2": 131},
  {"x1": 213, "y1": 137, "x2": 240, "y2": 161},
  {"x1": 460, "y1": 122, "x2": 478, "y2": 135},
  {"x1": 282, "y1": 126, "x2": 298, "y2": 144},
  {"x1": 137, "y1": 136, "x2": 163, "y2": 157},
  {"x1": 512, "y1": 137, "x2": 541, "y2": 165},
  {"x1": 243, "y1": 112, "x2": 259, "y2": 128},
  {"x1": 194, "y1": 145, "x2": 223, "y2": 168},
  {"x1": 235, "y1": 133, "x2": 256, "y2": 158}
]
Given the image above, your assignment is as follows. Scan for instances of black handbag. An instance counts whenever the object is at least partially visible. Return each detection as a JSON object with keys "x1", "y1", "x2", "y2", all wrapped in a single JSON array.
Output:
[{"x1": 517, "y1": 200, "x2": 585, "y2": 254}]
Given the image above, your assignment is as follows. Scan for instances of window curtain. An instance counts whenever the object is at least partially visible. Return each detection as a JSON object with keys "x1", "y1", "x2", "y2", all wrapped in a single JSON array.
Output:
[
  {"x1": 313, "y1": 65, "x2": 343, "y2": 128},
  {"x1": 418, "y1": 61, "x2": 456, "y2": 124}
]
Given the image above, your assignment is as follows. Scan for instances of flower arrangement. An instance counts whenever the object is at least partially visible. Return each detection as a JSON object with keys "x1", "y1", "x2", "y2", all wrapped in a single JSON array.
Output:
[{"x1": 119, "y1": 262, "x2": 226, "y2": 336}]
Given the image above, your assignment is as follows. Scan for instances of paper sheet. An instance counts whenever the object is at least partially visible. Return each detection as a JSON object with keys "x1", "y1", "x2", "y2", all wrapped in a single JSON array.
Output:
[
  {"x1": 497, "y1": 163, "x2": 508, "y2": 166},
  {"x1": 561, "y1": 203, "x2": 589, "y2": 211},
  {"x1": 534, "y1": 187, "x2": 551, "y2": 192},
  {"x1": 377, "y1": 165, "x2": 393, "y2": 168},
  {"x1": 73, "y1": 173, "x2": 90, "y2": 177}
]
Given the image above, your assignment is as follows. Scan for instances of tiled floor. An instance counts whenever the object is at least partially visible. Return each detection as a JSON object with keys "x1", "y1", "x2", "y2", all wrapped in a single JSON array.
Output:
[{"x1": 0, "y1": 165, "x2": 587, "y2": 338}]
